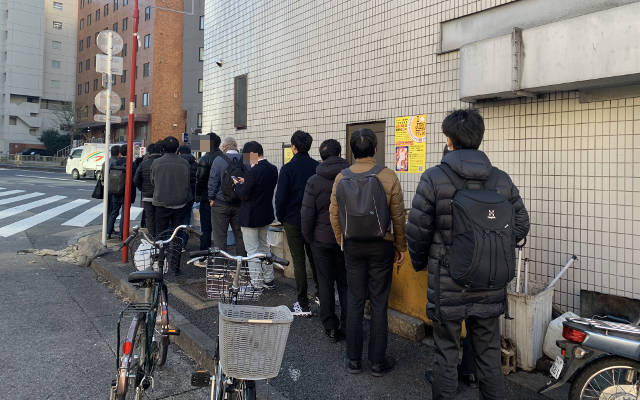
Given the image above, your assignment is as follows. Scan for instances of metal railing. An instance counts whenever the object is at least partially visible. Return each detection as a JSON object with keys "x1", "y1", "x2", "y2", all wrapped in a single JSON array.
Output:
[{"x1": 0, "y1": 154, "x2": 67, "y2": 167}]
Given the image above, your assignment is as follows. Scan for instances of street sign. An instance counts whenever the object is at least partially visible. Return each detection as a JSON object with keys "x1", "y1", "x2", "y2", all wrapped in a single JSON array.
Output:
[
  {"x1": 183, "y1": 132, "x2": 189, "y2": 142},
  {"x1": 96, "y1": 54, "x2": 124, "y2": 75},
  {"x1": 94, "y1": 114, "x2": 122, "y2": 123},
  {"x1": 95, "y1": 89, "x2": 121, "y2": 114},
  {"x1": 96, "y1": 30, "x2": 124, "y2": 54},
  {"x1": 101, "y1": 73, "x2": 115, "y2": 88}
]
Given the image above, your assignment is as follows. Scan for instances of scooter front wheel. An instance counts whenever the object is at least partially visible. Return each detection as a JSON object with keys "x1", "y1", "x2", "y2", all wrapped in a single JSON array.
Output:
[{"x1": 571, "y1": 357, "x2": 640, "y2": 400}]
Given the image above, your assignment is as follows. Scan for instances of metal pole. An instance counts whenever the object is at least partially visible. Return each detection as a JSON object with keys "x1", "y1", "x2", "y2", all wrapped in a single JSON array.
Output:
[
  {"x1": 122, "y1": 0, "x2": 139, "y2": 262},
  {"x1": 101, "y1": 32, "x2": 113, "y2": 246}
]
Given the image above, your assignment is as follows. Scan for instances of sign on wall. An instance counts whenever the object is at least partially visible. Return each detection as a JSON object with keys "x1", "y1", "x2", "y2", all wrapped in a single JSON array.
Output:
[
  {"x1": 282, "y1": 144, "x2": 293, "y2": 164},
  {"x1": 394, "y1": 115, "x2": 426, "y2": 173}
]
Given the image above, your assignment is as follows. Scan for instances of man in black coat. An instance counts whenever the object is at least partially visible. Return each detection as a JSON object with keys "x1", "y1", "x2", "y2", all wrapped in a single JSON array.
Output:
[
  {"x1": 134, "y1": 142, "x2": 162, "y2": 237},
  {"x1": 234, "y1": 141, "x2": 278, "y2": 288},
  {"x1": 301, "y1": 139, "x2": 349, "y2": 342},
  {"x1": 406, "y1": 109, "x2": 530, "y2": 400},
  {"x1": 179, "y1": 144, "x2": 197, "y2": 225},
  {"x1": 275, "y1": 130, "x2": 319, "y2": 314},
  {"x1": 195, "y1": 132, "x2": 222, "y2": 250}
]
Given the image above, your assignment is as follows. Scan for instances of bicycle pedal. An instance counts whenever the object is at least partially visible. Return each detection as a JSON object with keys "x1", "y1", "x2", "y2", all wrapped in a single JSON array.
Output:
[
  {"x1": 191, "y1": 370, "x2": 212, "y2": 387},
  {"x1": 167, "y1": 328, "x2": 180, "y2": 336}
]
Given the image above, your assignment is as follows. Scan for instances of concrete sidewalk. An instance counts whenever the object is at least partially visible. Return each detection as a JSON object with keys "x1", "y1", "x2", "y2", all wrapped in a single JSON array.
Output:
[{"x1": 91, "y1": 239, "x2": 567, "y2": 400}]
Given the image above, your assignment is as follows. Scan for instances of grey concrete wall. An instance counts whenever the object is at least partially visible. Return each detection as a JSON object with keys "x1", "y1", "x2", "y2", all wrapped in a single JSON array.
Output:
[{"x1": 182, "y1": 0, "x2": 204, "y2": 135}]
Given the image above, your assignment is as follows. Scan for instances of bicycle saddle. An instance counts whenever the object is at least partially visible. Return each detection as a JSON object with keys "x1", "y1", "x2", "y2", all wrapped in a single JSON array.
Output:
[{"x1": 128, "y1": 269, "x2": 163, "y2": 283}]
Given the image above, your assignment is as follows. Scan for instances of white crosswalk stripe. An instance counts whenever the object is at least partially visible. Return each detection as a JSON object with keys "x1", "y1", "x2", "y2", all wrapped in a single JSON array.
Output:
[
  {"x1": 0, "y1": 192, "x2": 44, "y2": 206},
  {"x1": 0, "y1": 199, "x2": 91, "y2": 237},
  {"x1": 61, "y1": 203, "x2": 104, "y2": 227},
  {"x1": 0, "y1": 190, "x2": 25, "y2": 197},
  {"x1": 115, "y1": 206, "x2": 143, "y2": 222},
  {"x1": 0, "y1": 195, "x2": 67, "y2": 220}
]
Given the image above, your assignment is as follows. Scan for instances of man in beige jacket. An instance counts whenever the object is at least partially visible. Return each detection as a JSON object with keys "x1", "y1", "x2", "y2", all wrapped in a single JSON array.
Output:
[{"x1": 329, "y1": 128, "x2": 406, "y2": 377}]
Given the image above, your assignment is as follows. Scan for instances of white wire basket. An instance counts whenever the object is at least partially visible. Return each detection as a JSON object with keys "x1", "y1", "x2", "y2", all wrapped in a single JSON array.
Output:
[
  {"x1": 218, "y1": 303, "x2": 293, "y2": 380},
  {"x1": 205, "y1": 256, "x2": 263, "y2": 302}
]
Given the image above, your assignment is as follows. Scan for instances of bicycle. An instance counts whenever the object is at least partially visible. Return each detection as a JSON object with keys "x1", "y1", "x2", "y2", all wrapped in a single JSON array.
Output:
[
  {"x1": 187, "y1": 248, "x2": 292, "y2": 400},
  {"x1": 109, "y1": 224, "x2": 199, "y2": 400}
]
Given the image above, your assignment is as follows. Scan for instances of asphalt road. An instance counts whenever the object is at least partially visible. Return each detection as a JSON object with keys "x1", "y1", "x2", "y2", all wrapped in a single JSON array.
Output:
[{"x1": 0, "y1": 168, "x2": 207, "y2": 399}]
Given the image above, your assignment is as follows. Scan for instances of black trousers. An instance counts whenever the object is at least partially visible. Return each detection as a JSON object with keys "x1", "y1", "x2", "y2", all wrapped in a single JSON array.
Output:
[
  {"x1": 432, "y1": 317, "x2": 504, "y2": 400},
  {"x1": 155, "y1": 206, "x2": 185, "y2": 237},
  {"x1": 284, "y1": 223, "x2": 317, "y2": 308},
  {"x1": 199, "y1": 197, "x2": 212, "y2": 250},
  {"x1": 211, "y1": 202, "x2": 245, "y2": 254},
  {"x1": 142, "y1": 201, "x2": 156, "y2": 238},
  {"x1": 311, "y1": 242, "x2": 347, "y2": 331},
  {"x1": 343, "y1": 239, "x2": 394, "y2": 364},
  {"x1": 107, "y1": 195, "x2": 124, "y2": 236}
]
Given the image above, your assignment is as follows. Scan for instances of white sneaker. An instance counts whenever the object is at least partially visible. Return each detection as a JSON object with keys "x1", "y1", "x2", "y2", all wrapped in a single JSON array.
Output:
[{"x1": 292, "y1": 301, "x2": 312, "y2": 317}]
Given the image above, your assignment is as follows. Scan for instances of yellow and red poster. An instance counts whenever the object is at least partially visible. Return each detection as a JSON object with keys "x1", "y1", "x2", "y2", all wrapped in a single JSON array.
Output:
[{"x1": 395, "y1": 114, "x2": 426, "y2": 173}]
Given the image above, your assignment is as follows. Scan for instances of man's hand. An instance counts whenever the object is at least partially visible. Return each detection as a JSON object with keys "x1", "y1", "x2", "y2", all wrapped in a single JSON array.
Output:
[
  {"x1": 232, "y1": 177, "x2": 245, "y2": 185},
  {"x1": 395, "y1": 250, "x2": 405, "y2": 272},
  {"x1": 209, "y1": 200, "x2": 215, "y2": 207}
]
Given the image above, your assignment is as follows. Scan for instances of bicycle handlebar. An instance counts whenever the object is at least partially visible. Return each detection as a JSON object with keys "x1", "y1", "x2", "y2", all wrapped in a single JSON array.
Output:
[
  {"x1": 187, "y1": 248, "x2": 290, "y2": 266},
  {"x1": 121, "y1": 225, "x2": 201, "y2": 249}
]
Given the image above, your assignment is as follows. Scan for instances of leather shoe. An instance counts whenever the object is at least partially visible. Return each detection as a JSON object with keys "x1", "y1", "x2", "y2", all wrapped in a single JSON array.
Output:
[
  {"x1": 460, "y1": 373, "x2": 478, "y2": 388},
  {"x1": 346, "y1": 359, "x2": 362, "y2": 374},
  {"x1": 371, "y1": 356, "x2": 395, "y2": 377},
  {"x1": 325, "y1": 329, "x2": 341, "y2": 343}
]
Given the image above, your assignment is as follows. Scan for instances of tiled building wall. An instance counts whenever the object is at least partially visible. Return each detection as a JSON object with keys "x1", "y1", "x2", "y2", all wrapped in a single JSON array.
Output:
[{"x1": 203, "y1": 0, "x2": 640, "y2": 312}]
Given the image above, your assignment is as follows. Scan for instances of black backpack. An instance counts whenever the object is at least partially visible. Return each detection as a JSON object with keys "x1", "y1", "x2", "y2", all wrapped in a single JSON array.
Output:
[
  {"x1": 220, "y1": 153, "x2": 246, "y2": 204},
  {"x1": 336, "y1": 165, "x2": 391, "y2": 241},
  {"x1": 439, "y1": 164, "x2": 516, "y2": 290},
  {"x1": 108, "y1": 164, "x2": 126, "y2": 195}
]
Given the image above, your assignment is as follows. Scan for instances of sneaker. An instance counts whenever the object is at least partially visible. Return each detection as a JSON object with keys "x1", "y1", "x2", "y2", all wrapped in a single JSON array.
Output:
[
  {"x1": 346, "y1": 359, "x2": 362, "y2": 374},
  {"x1": 263, "y1": 280, "x2": 276, "y2": 290},
  {"x1": 292, "y1": 302, "x2": 312, "y2": 317},
  {"x1": 371, "y1": 356, "x2": 396, "y2": 377}
]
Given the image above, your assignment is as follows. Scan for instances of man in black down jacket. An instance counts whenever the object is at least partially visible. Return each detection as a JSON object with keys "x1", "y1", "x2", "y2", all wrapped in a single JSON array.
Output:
[
  {"x1": 275, "y1": 130, "x2": 319, "y2": 314},
  {"x1": 134, "y1": 142, "x2": 162, "y2": 237},
  {"x1": 179, "y1": 144, "x2": 197, "y2": 225},
  {"x1": 406, "y1": 109, "x2": 530, "y2": 400},
  {"x1": 301, "y1": 139, "x2": 349, "y2": 342},
  {"x1": 195, "y1": 132, "x2": 222, "y2": 250}
]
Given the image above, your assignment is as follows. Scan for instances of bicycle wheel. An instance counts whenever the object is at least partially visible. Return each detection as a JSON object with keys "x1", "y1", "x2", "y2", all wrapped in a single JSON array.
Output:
[
  {"x1": 152, "y1": 288, "x2": 169, "y2": 368},
  {"x1": 116, "y1": 317, "x2": 146, "y2": 400}
]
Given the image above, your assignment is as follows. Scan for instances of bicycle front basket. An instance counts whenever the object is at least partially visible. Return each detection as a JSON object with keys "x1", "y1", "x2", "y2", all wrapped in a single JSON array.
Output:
[
  {"x1": 218, "y1": 303, "x2": 293, "y2": 380},
  {"x1": 205, "y1": 257, "x2": 263, "y2": 302}
]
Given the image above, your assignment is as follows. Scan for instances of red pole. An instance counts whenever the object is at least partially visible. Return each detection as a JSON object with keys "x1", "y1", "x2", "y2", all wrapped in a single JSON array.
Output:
[{"x1": 122, "y1": 0, "x2": 139, "y2": 262}]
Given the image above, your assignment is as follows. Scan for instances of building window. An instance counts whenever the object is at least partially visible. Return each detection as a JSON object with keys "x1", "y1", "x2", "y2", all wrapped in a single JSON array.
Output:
[
  {"x1": 197, "y1": 113, "x2": 202, "y2": 128},
  {"x1": 142, "y1": 93, "x2": 149, "y2": 107},
  {"x1": 112, "y1": 22, "x2": 118, "y2": 32},
  {"x1": 53, "y1": 1, "x2": 63, "y2": 10},
  {"x1": 104, "y1": 4, "x2": 109, "y2": 16},
  {"x1": 133, "y1": 95, "x2": 137, "y2": 108},
  {"x1": 144, "y1": 34, "x2": 150, "y2": 48},
  {"x1": 199, "y1": 15, "x2": 204, "y2": 30},
  {"x1": 199, "y1": 47, "x2": 204, "y2": 61},
  {"x1": 122, "y1": 43, "x2": 127, "y2": 56},
  {"x1": 79, "y1": 39, "x2": 83, "y2": 51},
  {"x1": 80, "y1": 18, "x2": 84, "y2": 30},
  {"x1": 50, "y1": 80, "x2": 60, "y2": 88},
  {"x1": 96, "y1": 9, "x2": 100, "y2": 21},
  {"x1": 114, "y1": 0, "x2": 119, "y2": 11},
  {"x1": 85, "y1": 82, "x2": 89, "y2": 93},
  {"x1": 51, "y1": 60, "x2": 61, "y2": 69},
  {"x1": 121, "y1": 97, "x2": 125, "y2": 110},
  {"x1": 121, "y1": 70, "x2": 127, "y2": 83},
  {"x1": 78, "y1": 62, "x2": 83, "y2": 73},
  {"x1": 123, "y1": 0, "x2": 128, "y2": 5},
  {"x1": 145, "y1": 7, "x2": 151, "y2": 20},
  {"x1": 143, "y1": 62, "x2": 150, "y2": 77},
  {"x1": 122, "y1": 17, "x2": 128, "y2": 31},
  {"x1": 77, "y1": 84, "x2": 82, "y2": 95},
  {"x1": 86, "y1": 36, "x2": 91, "y2": 48},
  {"x1": 93, "y1": 79, "x2": 98, "y2": 91},
  {"x1": 87, "y1": 14, "x2": 91, "y2": 25},
  {"x1": 81, "y1": 0, "x2": 85, "y2": 8},
  {"x1": 52, "y1": 40, "x2": 62, "y2": 49},
  {"x1": 9, "y1": 116, "x2": 17, "y2": 125},
  {"x1": 198, "y1": 79, "x2": 203, "y2": 93},
  {"x1": 53, "y1": 21, "x2": 62, "y2": 30},
  {"x1": 234, "y1": 74, "x2": 247, "y2": 129},
  {"x1": 85, "y1": 59, "x2": 90, "y2": 71}
]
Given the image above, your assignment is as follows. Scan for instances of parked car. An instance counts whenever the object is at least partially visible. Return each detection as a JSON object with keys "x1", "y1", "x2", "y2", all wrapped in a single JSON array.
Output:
[{"x1": 20, "y1": 148, "x2": 48, "y2": 156}]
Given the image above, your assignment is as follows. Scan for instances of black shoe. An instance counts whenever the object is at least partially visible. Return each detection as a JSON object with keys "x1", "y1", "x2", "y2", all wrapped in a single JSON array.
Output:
[
  {"x1": 325, "y1": 329, "x2": 342, "y2": 343},
  {"x1": 460, "y1": 373, "x2": 478, "y2": 388},
  {"x1": 346, "y1": 359, "x2": 362, "y2": 374},
  {"x1": 263, "y1": 280, "x2": 276, "y2": 290},
  {"x1": 371, "y1": 356, "x2": 396, "y2": 377}
]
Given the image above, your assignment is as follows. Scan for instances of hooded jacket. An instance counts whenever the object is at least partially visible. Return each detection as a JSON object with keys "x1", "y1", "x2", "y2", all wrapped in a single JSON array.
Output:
[
  {"x1": 196, "y1": 149, "x2": 223, "y2": 200},
  {"x1": 406, "y1": 149, "x2": 530, "y2": 321},
  {"x1": 133, "y1": 153, "x2": 162, "y2": 201},
  {"x1": 301, "y1": 156, "x2": 350, "y2": 245}
]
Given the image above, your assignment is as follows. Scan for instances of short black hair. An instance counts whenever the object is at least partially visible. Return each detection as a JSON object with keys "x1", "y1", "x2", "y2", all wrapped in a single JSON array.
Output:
[
  {"x1": 442, "y1": 109, "x2": 485, "y2": 150},
  {"x1": 291, "y1": 130, "x2": 312, "y2": 153},
  {"x1": 120, "y1": 144, "x2": 127, "y2": 157},
  {"x1": 178, "y1": 144, "x2": 191, "y2": 154},
  {"x1": 319, "y1": 139, "x2": 341, "y2": 160},
  {"x1": 146, "y1": 143, "x2": 158, "y2": 154},
  {"x1": 208, "y1": 132, "x2": 221, "y2": 150},
  {"x1": 350, "y1": 129, "x2": 377, "y2": 159},
  {"x1": 110, "y1": 145, "x2": 120, "y2": 157},
  {"x1": 162, "y1": 136, "x2": 180, "y2": 154},
  {"x1": 242, "y1": 141, "x2": 263, "y2": 156}
]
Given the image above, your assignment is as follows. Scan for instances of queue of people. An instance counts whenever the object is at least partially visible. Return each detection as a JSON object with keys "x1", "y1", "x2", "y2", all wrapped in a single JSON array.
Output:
[{"x1": 109, "y1": 108, "x2": 529, "y2": 398}]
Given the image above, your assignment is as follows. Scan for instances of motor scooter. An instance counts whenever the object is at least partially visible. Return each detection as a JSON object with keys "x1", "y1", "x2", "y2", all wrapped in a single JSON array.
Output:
[{"x1": 539, "y1": 316, "x2": 640, "y2": 399}]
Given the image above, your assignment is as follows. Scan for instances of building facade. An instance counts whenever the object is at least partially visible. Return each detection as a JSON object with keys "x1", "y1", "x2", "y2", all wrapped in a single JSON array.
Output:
[
  {"x1": 75, "y1": 0, "x2": 194, "y2": 145},
  {"x1": 203, "y1": 0, "x2": 640, "y2": 314},
  {"x1": 182, "y1": 0, "x2": 204, "y2": 135},
  {"x1": 0, "y1": 0, "x2": 78, "y2": 154}
]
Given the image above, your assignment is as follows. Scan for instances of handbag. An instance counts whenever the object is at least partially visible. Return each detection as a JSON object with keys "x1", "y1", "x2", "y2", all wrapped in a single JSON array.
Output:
[{"x1": 92, "y1": 179, "x2": 104, "y2": 199}]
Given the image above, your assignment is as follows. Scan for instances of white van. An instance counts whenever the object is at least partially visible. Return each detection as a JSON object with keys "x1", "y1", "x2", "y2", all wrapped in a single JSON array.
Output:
[{"x1": 66, "y1": 144, "x2": 108, "y2": 180}]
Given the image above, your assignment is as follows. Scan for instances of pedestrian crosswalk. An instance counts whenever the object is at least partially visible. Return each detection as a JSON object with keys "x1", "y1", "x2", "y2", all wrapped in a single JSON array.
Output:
[{"x1": 0, "y1": 187, "x2": 143, "y2": 237}]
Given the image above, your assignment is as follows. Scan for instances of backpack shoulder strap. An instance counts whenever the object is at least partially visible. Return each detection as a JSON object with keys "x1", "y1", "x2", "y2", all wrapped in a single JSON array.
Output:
[
  {"x1": 340, "y1": 167, "x2": 355, "y2": 179},
  {"x1": 484, "y1": 167, "x2": 500, "y2": 191},
  {"x1": 367, "y1": 164, "x2": 385, "y2": 176},
  {"x1": 220, "y1": 153, "x2": 232, "y2": 166},
  {"x1": 437, "y1": 163, "x2": 464, "y2": 191}
]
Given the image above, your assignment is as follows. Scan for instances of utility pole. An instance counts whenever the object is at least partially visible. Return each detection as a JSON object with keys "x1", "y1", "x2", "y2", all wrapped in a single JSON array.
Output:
[
  {"x1": 101, "y1": 32, "x2": 113, "y2": 246},
  {"x1": 122, "y1": 0, "x2": 139, "y2": 262}
]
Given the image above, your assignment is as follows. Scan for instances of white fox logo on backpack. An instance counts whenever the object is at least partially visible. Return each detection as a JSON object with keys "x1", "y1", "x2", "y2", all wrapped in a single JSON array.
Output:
[{"x1": 488, "y1": 210, "x2": 496, "y2": 219}]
